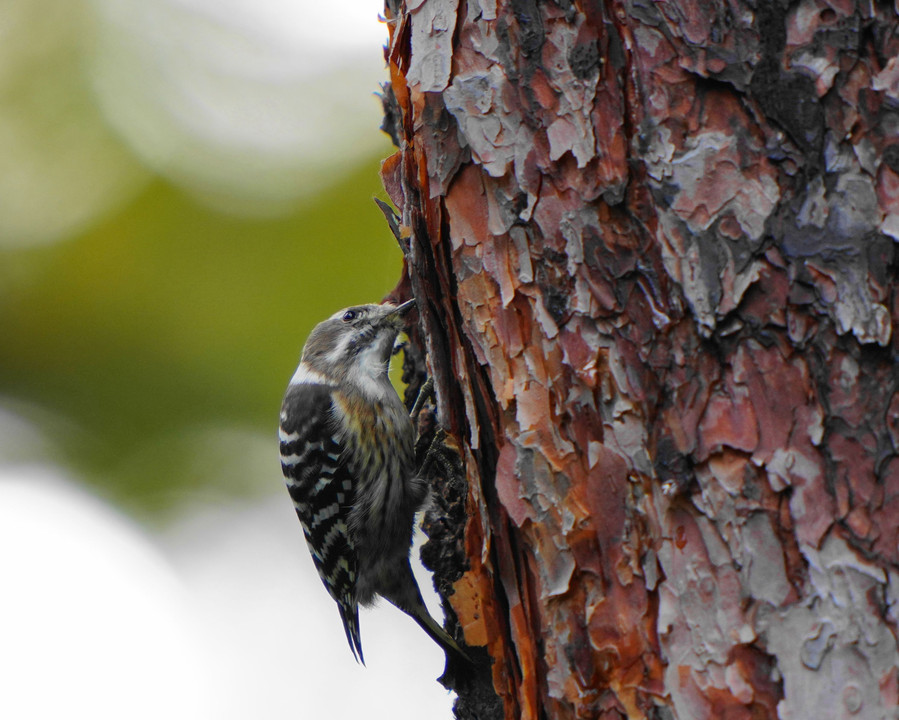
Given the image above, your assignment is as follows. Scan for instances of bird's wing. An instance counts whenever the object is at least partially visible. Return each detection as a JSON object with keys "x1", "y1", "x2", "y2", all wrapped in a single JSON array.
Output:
[{"x1": 279, "y1": 382, "x2": 364, "y2": 663}]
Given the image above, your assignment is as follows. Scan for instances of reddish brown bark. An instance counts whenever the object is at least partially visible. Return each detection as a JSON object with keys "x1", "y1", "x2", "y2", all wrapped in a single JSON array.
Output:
[{"x1": 382, "y1": 2, "x2": 899, "y2": 718}]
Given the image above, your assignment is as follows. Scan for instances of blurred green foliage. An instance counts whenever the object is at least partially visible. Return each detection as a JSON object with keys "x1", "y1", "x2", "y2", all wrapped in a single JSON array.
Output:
[{"x1": 0, "y1": 155, "x2": 402, "y2": 516}]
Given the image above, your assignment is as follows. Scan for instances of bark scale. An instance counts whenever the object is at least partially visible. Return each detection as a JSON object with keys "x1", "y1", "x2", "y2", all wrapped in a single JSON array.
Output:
[{"x1": 382, "y1": 2, "x2": 899, "y2": 718}]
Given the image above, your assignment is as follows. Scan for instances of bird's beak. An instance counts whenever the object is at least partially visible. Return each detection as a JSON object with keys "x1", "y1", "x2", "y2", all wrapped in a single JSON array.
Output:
[
  {"x1": 384, "y1": 299, "x2": 415, "y2": 317},
  {"x1": 380, "y1": 298, "x2": 416, "y2": 328},
  {"x1": 395, "y1": 299, "x2": 416, "y2": 314}
]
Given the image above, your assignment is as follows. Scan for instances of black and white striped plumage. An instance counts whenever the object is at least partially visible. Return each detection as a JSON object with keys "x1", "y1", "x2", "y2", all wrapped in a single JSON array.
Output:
[
  {"x1": 280, "y1": 381, "x2": 364, "y2": 659},
  {"x1": 279, "y1": 301, "x2": 466, "y2": 664}
]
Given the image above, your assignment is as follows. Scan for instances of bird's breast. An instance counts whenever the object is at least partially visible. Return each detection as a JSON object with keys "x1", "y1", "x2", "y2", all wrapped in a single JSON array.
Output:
[{"x1": 331, "y1": 390, "x2": 414, "y2": 479}]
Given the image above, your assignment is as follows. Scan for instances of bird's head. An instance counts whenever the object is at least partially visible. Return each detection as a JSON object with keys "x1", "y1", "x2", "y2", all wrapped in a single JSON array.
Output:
[{"x1": 297, "y1": 300, "x2": 415, "y2": 393}]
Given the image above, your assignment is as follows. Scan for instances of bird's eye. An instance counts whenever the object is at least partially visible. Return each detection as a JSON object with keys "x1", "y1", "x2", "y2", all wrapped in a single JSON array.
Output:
[{"x1": 342, "y1": 310, "x2": 357, "y2": 322}]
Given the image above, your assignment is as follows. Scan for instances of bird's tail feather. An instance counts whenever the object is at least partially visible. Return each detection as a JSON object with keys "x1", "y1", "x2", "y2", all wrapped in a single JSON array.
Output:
[
  {"x1": 411, "y1": 603, "x2": 470, "y2": 663},
  {"x1": 395, "y1": 587, "x2": 470, "y2": 664},
  {"x1": 338, "y1": 601, "x2": 365, "y2": 664}
]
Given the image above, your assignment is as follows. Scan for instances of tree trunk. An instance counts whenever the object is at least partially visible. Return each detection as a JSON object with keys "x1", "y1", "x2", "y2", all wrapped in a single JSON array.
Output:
[{"x1": 380, "y1": 2, "x2": 899, "y2": 718}]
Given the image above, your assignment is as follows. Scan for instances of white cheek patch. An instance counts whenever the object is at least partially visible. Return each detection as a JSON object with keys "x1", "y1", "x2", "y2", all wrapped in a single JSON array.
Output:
[
  {"x1": 358, "y1": 342, "x2": 386, "y2": 372},
  {"x1": 344, "y1": 342, "x2": 392, "y2": 400},
  {"x1": 324, "y1": 333, "x2": 353, "y2": 368},
  {"x1": 358, "y1": 343, "x2": 389, "y2": 377}
]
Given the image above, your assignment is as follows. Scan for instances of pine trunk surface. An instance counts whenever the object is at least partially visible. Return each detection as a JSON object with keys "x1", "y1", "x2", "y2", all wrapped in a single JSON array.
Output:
[{"x1": 379, "y1": 2, "x2": 899, "y2": 719}]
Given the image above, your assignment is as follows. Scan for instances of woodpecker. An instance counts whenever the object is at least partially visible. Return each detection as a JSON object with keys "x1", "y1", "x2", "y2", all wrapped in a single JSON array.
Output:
[{"x1": 279, "y1": 300, "x2": 466, "y2": 664}]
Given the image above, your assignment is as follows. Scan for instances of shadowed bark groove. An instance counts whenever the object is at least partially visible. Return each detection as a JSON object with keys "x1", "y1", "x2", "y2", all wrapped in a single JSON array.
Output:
[{"x1": 382, "y1": 2, "x2": 899, "y2": 718}]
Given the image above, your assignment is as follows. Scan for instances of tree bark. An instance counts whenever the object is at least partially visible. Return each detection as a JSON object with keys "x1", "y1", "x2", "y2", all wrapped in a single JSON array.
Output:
[{"x1": 381, "y1": 2, "x2": 899, "y2": 718}]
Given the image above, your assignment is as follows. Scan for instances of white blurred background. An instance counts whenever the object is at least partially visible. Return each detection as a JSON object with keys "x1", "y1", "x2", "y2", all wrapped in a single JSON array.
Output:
[
  {"x1": 0, "y1": 0, "x2": 456, "y2": 717},
  {"x1": 0, "y1": 462, "x2": 453, "y2": 719}
]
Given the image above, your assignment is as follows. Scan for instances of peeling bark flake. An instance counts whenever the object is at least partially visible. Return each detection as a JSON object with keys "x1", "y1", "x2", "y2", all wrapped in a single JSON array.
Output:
[{"x1": 407, "y1": 0, "x2": 460, "y2": 92}]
